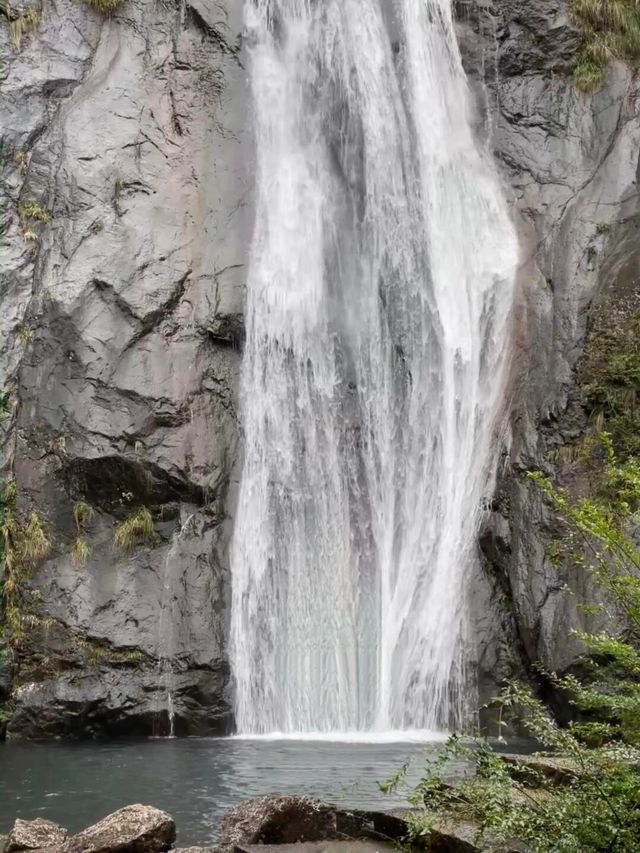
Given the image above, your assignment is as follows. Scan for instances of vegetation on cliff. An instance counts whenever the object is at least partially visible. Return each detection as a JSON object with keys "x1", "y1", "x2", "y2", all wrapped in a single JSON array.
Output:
[
  {"x1": 389, "y1": 438, "x2": 640, "y2": 852},
  {"x1": 569, "y1": 0, "x2": 640, "y2": 91},
  {"x1": 80, "y1": 0, "x2": 126, "y2": 13},
  {"x1": 580, "y1": 302, "x2": 640, "y2": 461}
]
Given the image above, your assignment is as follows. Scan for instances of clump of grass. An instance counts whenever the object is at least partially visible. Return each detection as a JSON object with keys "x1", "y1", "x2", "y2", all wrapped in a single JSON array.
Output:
[
  {"x1": 113, "y1": 507, "x2": 154, "y2": 551},
  {"x1": 16, "y1": 323, "x2": 31, "y2": 345},
  {"x1": 14, "y1": 149, "x2": 28, "y2": 175},
  {"x1": 569, "y1": 0, "x2": 640, "y2": 91},
  {"x1": 73, "y1": 501, "x2": 94, "y2": 530},
  {"x1": 70, "y1": 537, "x2": 90, "y2": 567},
  {"x1": 10, "y1": 7, "x2": 41, "y2": 50},
  {"x1": 21, "y1": 511, "x2": 51, "y2": 561},
  {"x1": 17, "y1": 200, "x2": 48, "y2": 243},
  {"x1": 17, "y1": 200, "x2": 48, "y2": 226},
  {"x1": 80, "y1": 0, "x2": 126, "y2": 14}
]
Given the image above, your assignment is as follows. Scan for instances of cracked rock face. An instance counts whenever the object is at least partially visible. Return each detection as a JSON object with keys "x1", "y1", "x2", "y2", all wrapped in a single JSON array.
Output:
[
  {"x1": 1, "y1": 0, "x2": 250, "y2": 737},
  {"x1": 1, "y1": 0, "x2": 639, "y2": 737},
  {"x1": 461, "y1": 0, "x2": 640, "y2": 693}
]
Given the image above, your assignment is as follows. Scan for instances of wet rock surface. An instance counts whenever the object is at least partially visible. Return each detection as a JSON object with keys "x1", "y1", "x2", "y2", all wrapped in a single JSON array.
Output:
[
  {"x1": 217, "y1": 797, "x2": 351, "y2": 852},
  {"x1": 460, "y1": 0, "x2": 640, "y2": 696},
  {"x1": 0, "y1": 796, "x2": 535, "y2": 853},
  {"x1": 217, "y1": 796, "x2": 479, "y2": 853},
  {"x1": 61, "y1": 806, "x2": 175, "y2": 853},
  {"x1": 0, "y1": 0, "x2": 249, "y2": 736},
  {"x1": 4, "y1": 819, "x2": 68, "y2": 853}
]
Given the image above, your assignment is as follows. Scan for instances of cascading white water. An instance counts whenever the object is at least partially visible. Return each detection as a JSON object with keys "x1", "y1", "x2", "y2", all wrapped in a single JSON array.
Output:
[{"x1": 230, "y1": 0, "x2": 519, "y2": 735}]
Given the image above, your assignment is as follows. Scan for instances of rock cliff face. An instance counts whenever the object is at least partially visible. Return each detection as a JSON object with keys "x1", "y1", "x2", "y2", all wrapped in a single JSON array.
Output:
[
  {"x1": 460, "y1": 0, "x2": 640, "y2": 695},
  {"x1": 1, "y1": 0, "x2": 639, "y2": 736},
  {"x1": 0, "y1": 0, "x2": 250, "y2": 736}
]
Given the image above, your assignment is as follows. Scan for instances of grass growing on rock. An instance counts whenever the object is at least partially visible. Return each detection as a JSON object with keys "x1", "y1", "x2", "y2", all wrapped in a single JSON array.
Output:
[
  {"x1": 70, "y1": 537, "x2": 90, "y2": 567},
  {"x1": 17, "y1": 200, "x2": 48, "y2": 226},
  {"x1": 21, "y1": 511, "x2": 51, "y2": 561},
  {"x1": 1, "y1": 507, "x2": 51, "y2": 643},
  {"x1": 113, "y1": 507, "x2": 154, "y2": 552},
  {"x1": 73, "y1": 500, "x2": 94, "y2": 530},
  {"x1": 9, "y1": 7, "x2": 41, "y2": 50},
  {"x1": 80, "y1": 0, "x2": 126, "y2": 13},
  {"x1": 17, "y1": 200, "x2": 48, "y2": 242},
  {"x1": 569, "y1": 0, "x2": 640, "y2": 91}
]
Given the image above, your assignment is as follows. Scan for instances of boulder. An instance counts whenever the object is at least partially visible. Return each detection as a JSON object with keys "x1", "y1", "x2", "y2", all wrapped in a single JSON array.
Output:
[
  {"x1": 217, "y1": 797, "x2": 339, "y2": 851},
  {"x1": 217, "y1": 797, "x2": 413, "y2": 851},
  {"x1": 4, "y1": 819, "x2": 67, "y2": 852},
  {"x1": 498, "y1": 754, "x2": 580, "y2": 786},
  {"x1": 217, "y1": 796, "x2": 490, "y2": 853},
  {"x1": 62, "y1": 805, "x2": 175, "y2": 853},
  {"x1": 233, "y1": 843, "x2": 397, "y2": 853}
]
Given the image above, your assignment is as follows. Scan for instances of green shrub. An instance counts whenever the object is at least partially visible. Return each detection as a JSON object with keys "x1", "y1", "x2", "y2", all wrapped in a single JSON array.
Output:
[
  {"x1": 395, "y1": 437, "x2": 640, "y2": 852},
  {"x1": 581, "y1": 311, "x2": 640, "y2": 460}
]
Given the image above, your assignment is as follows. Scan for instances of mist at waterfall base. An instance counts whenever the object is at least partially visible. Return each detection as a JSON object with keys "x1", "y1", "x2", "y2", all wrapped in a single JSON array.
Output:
[
  {"x1": 0, "y1": 738, "x2": 461, "y2": 844},
  {"x1": 230, "y1": 0, "x2": 518, "y2": 735}
]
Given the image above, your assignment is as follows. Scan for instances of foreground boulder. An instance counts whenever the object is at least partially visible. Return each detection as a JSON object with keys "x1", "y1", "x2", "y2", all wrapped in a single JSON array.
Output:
[
  {"x1": 498, "y1": 753, "x2": 580, "y2": 786},
  {"x1": 218, "y1": 797, "x2": 343, "y2": 850},
  {"x1": 4, "y1": 819, "x2": 67, "y2": 852},
  {"x1": 62, "y1": 806, "x2": 175, "y2": 853},
  {"x1": 217, "y1": 795, "x2": 483, "y2": 853}
]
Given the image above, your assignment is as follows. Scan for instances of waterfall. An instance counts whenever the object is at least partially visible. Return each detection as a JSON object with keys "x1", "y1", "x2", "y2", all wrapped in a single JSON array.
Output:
[
  {"x1": 229, "y1": 0, "x2": 518, "y2": 735},
  {"x1": 153, "y1": 513, "x2": 195, "y2": 738}
]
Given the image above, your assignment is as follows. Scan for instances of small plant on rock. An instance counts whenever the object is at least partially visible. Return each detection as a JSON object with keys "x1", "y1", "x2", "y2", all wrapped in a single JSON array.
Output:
[
  {"x1": 569, "y1": 0, "x2": 640, "y2": 92},
  {"x1": 17, "y1": 200, "x2": 48, "y2": 243},
  {"x1": 70, "y1": 537, "x2": 90, "y2": 567},
  {"x1": 80, "y1": 0, "x2": 126, "y2": 15},
  {"x1": 21, "y1": 511, "x2": 50, "y2": 561},
  {"x1": 14, "y1": 149, "x2": 28, "y2": 175},
  {"x1": 9, "y1": 7, "x2": 41, "y2": 50},
  {"x1": 73, "y1": 501, "x2": 94, "y2": 530},
  {"x1": 17, "y1": 200, "x2": 48, "y2": 227},
  {"x1": 16, "y1": 322, "x2": 30, "y2": 345},
  {"x1": 113, "y1": 507, "x2": 154, "y2": 552}
]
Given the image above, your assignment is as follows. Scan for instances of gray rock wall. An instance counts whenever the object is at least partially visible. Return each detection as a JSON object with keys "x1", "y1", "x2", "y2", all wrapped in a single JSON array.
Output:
[
  {"x1": 0, "y1": 0, "x2": 250, "y2": 736},
  {"x1": 462, "y1": 0, "x2": 640, "y2": 691}
]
